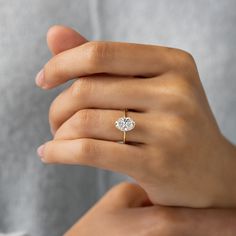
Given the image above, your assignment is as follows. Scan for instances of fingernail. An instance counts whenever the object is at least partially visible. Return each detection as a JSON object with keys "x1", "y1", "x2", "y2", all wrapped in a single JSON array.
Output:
[
  {"x1": 35, "y1": 69, "x2": 45, "y2": 87},
  {"x1": 37, "y1": 144, "x2": 45, "y2": 158}
]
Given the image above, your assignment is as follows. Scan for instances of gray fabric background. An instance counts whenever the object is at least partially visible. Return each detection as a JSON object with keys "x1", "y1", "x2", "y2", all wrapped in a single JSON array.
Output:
[{"x1": 0, "y1": 0, "x2": 235, "y2": 235}]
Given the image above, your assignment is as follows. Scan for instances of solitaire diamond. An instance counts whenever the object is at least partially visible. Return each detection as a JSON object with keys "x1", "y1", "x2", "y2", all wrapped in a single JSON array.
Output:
[{"x1": 115, "y1": 117, "x2": 135, "y2": 132}]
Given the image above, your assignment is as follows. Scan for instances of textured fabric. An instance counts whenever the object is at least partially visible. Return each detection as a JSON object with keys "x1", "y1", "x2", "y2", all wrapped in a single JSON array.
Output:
[{"x1": 0, "y1": 0, "x2": 235, "y2": 235}]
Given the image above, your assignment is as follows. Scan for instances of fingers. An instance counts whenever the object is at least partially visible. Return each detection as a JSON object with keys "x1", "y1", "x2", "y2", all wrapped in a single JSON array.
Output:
[
  {"x1": 38, "y1": 41, "x2": 183, "y2": 89},
  {"x1": 49, "y1": 76, "x2": 151, "y2": 132},
  {"x1": 36, "y1": 25, "x2": 88, "y2": 87},
  {"x1": 47, "y1": 25, "x2": 88, "y2": 55},
  {"x1": 54, "y1": 109, "x2": 147, "y2": 144},
  {"x1": 52, "y1": 108, "x2": 181, "y2": 147},
  {"x1": 38, "y1": 138, "x2": 144, "y2": 175}
]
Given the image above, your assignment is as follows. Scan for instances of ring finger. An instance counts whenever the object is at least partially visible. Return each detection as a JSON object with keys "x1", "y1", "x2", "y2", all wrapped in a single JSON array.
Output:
[
  {"x1": 49, "y1": 75, "x2": 153, "y2": 133},
  {"x1": 54, "y1": 109, "x2": 149, "y2": 144}
]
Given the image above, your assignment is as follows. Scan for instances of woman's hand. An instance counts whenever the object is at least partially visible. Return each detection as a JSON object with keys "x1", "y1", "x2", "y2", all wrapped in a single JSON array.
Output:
[
  {"x1": 36, "y1": 26, "x2": 236, "y2": 208},
  {"x1": 64, "y1": 182, "x2": 236, "y2": 236}
]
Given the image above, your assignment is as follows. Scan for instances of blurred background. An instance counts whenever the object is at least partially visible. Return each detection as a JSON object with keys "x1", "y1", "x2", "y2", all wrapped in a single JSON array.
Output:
[{"x1": 0, "y1": 0, "x2": 235, "y2": 235}]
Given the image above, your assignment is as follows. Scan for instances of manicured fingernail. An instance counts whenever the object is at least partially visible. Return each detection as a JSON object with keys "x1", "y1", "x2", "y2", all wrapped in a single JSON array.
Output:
[
  {"x1": 37, "y1": 144, "x2": 45, "y2": 158},
  {"x1": 35, "y1": 69, "x2": 45, "y2": 87}
]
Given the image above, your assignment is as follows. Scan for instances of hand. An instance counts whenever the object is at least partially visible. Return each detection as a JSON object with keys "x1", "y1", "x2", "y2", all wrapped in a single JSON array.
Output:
[
  {"x1": 64, "y1": 182, "x2": 236, "y2": 236},
  {"x1": 36, "y1": 25, "x2": 236, "y2": 208}
]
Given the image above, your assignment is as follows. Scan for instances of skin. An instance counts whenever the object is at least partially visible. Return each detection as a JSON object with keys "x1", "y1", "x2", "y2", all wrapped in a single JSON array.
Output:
[
  {"x1": 64, "y1": 182, "x2": 236, "y2": 236},
  {"x1": 36, "y1": 25, "x2": 236, "y2": 208}
]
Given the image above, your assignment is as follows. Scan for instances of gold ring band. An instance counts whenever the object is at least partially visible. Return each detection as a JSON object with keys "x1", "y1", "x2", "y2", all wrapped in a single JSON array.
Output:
[{"x1": 123, "y1": 109, "x2": 128, "y2": 144}]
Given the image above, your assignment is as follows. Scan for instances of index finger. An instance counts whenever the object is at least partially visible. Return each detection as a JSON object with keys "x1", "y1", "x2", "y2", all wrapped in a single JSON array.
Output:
[{"x1": 37, "y1": 41, "x2": 183, "y2": 89}]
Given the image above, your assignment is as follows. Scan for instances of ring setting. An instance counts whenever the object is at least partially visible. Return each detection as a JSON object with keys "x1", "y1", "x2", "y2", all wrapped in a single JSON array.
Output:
[{"x1": 115, "y1": 109, "x2": 135, "y2": 143}]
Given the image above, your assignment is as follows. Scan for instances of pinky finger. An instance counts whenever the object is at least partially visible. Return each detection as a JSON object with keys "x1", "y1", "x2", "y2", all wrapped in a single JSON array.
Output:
[{"x1": 37, "y1": 138, "x2": 144, "y2": 175}]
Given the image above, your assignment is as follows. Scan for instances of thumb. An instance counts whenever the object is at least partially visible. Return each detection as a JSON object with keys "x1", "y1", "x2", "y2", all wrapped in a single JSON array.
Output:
[
  {"x1": 47, "y1": 25, "x2": 88, "y2": 55},
  {"x1": 97, "y1": 182, "x2": 152, "y2": 211}
]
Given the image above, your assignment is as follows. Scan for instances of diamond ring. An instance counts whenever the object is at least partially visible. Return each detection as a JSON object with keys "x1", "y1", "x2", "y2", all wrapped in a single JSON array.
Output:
[{"x1": 115, "y1": 109, "x2": 135, "y2": 144}]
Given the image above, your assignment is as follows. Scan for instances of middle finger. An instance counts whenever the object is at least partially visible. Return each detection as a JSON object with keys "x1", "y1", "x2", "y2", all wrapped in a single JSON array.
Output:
[
  {"x1": 54, "y1": 109, "x2": 148, "y2": 144},
  {"x1": 49, "y1": 75, "x2": 152, "y2": 133}
]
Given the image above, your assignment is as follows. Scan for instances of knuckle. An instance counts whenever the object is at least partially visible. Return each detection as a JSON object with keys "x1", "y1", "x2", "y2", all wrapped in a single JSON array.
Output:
[
  {"x1": 78, "y1": 139, "x2": 100, "y2": 163},
  {"x1": 177, "y1": 49, "x2": 195, "y2": 65},
  {"x1": 44, "y1": 55, "x2": 66, "y2": 81},
  {"x1": 71, "y1": 79, "x2": 81, "y2": 97},
  {"x1": 74, "y1": 109, "x2": 99, "y2": 136},
  {"x1": 83, "y1": 41, "x2": 109, "y2": 69},
  {"x1": 77, "y1": 109, "x2": 94, "y2": 128},
  {"x1": 49, "y1": 91, "x2": 73, "y2": 131},
  {"x1": 71, "y1": 77, "x2": 93, "y2": 99},
  {"x1": 49, "y1": 99, "x2": 60, "y2": 130},
  {"x1": 174, "y1": 49, "x2": 196, "y2": 72}
]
